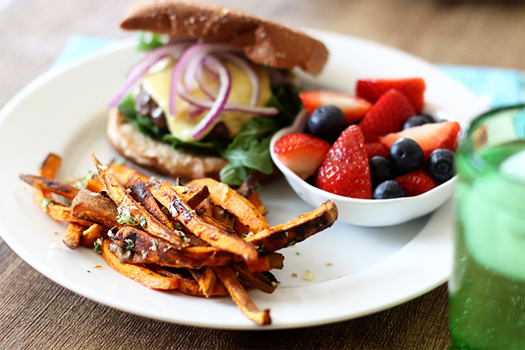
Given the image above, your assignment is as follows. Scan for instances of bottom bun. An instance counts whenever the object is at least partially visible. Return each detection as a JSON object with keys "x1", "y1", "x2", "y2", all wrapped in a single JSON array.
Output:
[{"x1": 107, "y1": 108, "x2": 228, "y2": 180}]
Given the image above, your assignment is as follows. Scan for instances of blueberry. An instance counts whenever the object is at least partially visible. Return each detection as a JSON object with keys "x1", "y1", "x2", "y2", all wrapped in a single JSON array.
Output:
[
  {"x1": 403, "y1": 116, "x2": 430, "y2": 129},
  {"x1": 307, "y1": 105, "x2": 345, "y2": 143},
  {"x1": 418, "y1": 113, "x2": 436, "y2": 123},
  {"x1": 369, "y1": 156, "x2": 393, "y2": 187},
  {"x1": 426, "y1": 148, "x2": 455, "y2": 183},
  {"x1": 373, "y1": 180, "x2": 405, "y2": 199},
  {"x1": 389, "y1": 138, "x2": 424, "y2": 175}
]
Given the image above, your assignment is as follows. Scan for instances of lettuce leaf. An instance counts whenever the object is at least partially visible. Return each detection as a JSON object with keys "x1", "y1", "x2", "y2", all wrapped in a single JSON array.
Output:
[
  {"x1": 218, "y1": 83, "x2": 302, "y2": 185},
  {"x1": 137, "y1": 33, "x2": 164, "y2": 52}
]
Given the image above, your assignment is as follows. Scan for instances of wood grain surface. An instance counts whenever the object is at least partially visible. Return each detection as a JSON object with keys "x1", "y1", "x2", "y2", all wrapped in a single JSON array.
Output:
[{"x1": 0, "y1": 1, "x2": 523, "y2": 349}]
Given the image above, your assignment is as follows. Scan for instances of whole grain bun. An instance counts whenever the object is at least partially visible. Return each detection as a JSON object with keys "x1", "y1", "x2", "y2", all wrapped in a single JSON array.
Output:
[
  {"x1": 107, "y1": 108, "x2": 228, "y2": 180},
  {"x1": 120, "y1": 0, "x2": 328, "y2": 75}
]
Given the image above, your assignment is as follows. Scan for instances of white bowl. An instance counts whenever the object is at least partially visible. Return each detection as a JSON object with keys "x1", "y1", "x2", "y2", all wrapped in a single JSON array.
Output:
[{"x1": 270, "y1": 109, "x2": 456, "y2": 227}]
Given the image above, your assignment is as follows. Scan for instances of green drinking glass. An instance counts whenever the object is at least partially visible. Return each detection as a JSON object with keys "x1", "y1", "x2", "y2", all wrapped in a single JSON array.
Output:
[{"x1": 449, "y1": 104, "x2": 525, "y2": 349}]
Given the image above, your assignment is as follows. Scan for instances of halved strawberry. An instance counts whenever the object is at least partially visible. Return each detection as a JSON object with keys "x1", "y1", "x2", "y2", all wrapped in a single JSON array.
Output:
[
  {"x1": 365, "y1": 142, "x2": 389, "y2": 160},
  {"x1": 316, "y1": 125, "x2": 372, "y2": 199},
  {"x1": 394, "y1": 170, "x2": 437, "y2": 196},
  {"x1": 358, "y1": 89, "x2": 415, "y2": 143},
  {"x1": 356, "y1": 78, "x2": 426, "y2": 113},
  {"x1": 379, "y1": 121, "x2": 461, "y2": 159},
  {"x1": 273, "y1": 133, "x2": 331, "y2": 180},
  {"x1": 299, "y1": 90, "x2": 372, "y2": 124}
]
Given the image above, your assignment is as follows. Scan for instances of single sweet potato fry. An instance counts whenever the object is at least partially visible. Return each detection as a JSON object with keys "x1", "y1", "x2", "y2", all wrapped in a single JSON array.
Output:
[
  {"x1": 149, "y1": 265, "x2": 228, "y2": 297},
  {"x1": 45, "y1": 203, "x2": 94, "y2": 226},
  {"x1": 111, "y1": 226, "x2": 235, "y2": 268},
  {"x1": 19, "y1": 174, "x2": 79, "y2": 200},
  {"x1": 86, "y1": 175, "x2": 105, "y2": 193},
  {"x1": 62, "y1": 222, "x2": 85, "y2": 250},
  {"x1": 232, "y1": 262, "x2": 277, "y2": 294},
  {"x1": 38, "y1": 153, "x2": 62, "y2": 180},
  {"x1": 188, "y1": 178, "x2": 269, "y2": 234},
  {"x1": 101, "y1": 240, "x2": 179, "y2": 290},
  {"x1": 31, "y1": 153, "x2": 63, "y2": 215},
  {"x1": 212, "y1": 265, "x2": 271, "y2": 325},
  {"x1": 247, "y1": 193, "x2": 267, "y2": 216},
  {"x1": 246, "y1": 200, "x2": 338, "y2": 256},
  {"x1": 80, "y1": 224, "x2": 108, "y2": 248},
  {"x1": 71, "y1": 189, "x2": 119, "y2": 228},
  {"x1": 189, "y1": 266, "x2": 217, "y2": 298},
  {"x1": 245, "y1": 253, "x2": 284, "y2": 272},
  {"x1": 108, "y1": 161, "x2": 149, "y2": 185}
]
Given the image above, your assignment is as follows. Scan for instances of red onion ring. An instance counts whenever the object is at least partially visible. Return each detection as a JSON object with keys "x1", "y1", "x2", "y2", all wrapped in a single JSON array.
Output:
[
  {"x1": 126, "y1": 43, "x2": 190, "y2": 80},
  {"x1": 190, "y1": 56, "x2": 232, "y2": 139},
  {"x1": 195, "y1": 62, "x2": 218, "y2": 100},
  {"x1": 177, "y1": 87, "x2": 279, "y2": 116},
  {"x1": 188, "y1": 105, "x2": 205, "y2": 118},
  {"x1": 109, "y1": 53, "x2": 170, "y2": 108},
  {"x1": 110, "y1": 43, "x2": 191, "y2": 108},
  {"x1": 218, "y1": 53, "x2": 260, "y2": 107},
  {"x1": 169, "y1": 43, "x2": 239, "y2": 116}
]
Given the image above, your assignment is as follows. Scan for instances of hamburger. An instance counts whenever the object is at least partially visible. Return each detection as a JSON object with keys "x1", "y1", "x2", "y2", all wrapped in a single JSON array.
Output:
[{"x1": 108, "y1": 0, "x2": 328, "y2": 185}]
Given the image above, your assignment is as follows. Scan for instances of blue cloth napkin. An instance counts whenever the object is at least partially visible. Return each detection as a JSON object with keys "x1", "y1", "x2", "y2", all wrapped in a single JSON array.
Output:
[
  {"x1": 439, "y1": 65, "x2": 524, "y2": 108},
  {"x1": 54, "y1": 35, "x2": 525, "y2": 109},
  {"x1": 52, "y1": 35, "x2": 115, "y2": 68}
]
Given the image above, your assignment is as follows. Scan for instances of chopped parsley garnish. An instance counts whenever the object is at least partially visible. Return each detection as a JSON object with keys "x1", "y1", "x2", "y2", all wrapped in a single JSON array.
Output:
[
  {"x1": 94, "y1": 238, "x2": 103, "y2": 253},
  {"x1": 125, "y1": 239, "x2": 135, "y2": 251},
  {"x1": 287, "y1": 240, "x2": 296, "y2": 247},
  {"x1": 140, "y1": 215, "x2": 147, "y2": 228},
  {"x1": 117, "y1": 205, "x2": 137, "y2": 226},
  {"x1": 41, "y1": 198, "x2": 51, "y2": 211},
  {"x1": 75, "y1": 171, "x2": 94, "y2": 189}
]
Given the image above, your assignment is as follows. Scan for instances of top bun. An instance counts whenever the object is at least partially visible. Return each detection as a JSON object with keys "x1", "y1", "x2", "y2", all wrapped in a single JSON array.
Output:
[{"x1": 120, "y1": 0, "x2": 329, "y2": 75}]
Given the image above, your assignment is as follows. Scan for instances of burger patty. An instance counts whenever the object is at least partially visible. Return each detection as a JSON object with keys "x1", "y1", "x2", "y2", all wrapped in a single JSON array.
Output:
[{"x1": 134, "y1": 87, "x2": 168, "y2": 130}]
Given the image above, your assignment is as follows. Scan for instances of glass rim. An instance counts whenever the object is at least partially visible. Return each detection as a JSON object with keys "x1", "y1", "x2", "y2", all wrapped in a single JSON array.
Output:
[
  {"x1": 459, "y1": 103, "x2": 525, "y2": 175},
  {"x1": 467, "y1": 103, "x2": 525, "y2": 138}
]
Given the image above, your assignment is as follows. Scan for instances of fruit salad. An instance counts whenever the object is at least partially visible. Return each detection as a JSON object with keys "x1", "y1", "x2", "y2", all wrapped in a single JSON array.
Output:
[{"x1": 273, "y1": 78, "x2": 461, "y2": 200}]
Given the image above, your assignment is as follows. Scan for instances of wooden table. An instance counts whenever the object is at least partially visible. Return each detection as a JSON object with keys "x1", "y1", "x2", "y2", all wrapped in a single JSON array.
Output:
[{"x1": 0, "y1": 1, "x2": 523, "y2": 349}]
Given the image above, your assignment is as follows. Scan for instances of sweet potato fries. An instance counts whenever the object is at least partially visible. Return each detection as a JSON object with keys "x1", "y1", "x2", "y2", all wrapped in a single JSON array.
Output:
[{"x1": 20, "y1": 153, "x2": 338, "y2": 325}]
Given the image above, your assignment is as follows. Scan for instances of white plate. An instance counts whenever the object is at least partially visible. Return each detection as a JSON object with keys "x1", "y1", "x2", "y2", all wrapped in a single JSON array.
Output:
[{"x1": 0, "y1": 29, "x2": 485, "y2": 329}]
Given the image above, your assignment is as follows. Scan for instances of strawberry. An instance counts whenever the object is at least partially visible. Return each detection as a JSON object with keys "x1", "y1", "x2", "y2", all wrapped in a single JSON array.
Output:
[
  {"x1": 365, "y1": 142, "x2": 389, "y2": 160},
  {"x1": 379, "y1": 121, "x2": 461, "y2": 159},
  {"x1": 356, "y1": 78, "x2": 426, "y2": 113},
  {"x1": 273, "y1": 133, "x2": 331, "y2": 180},
  {"x1": 316, "y1": 125, "x2": 372, "y2": 199},
  {"x1": 358, "y1": 89, "x2": 415, "y2": 143},
  {"x1": 394, "y1": 170, "x2": 437, "y2": 196},
  {"x1": 299, "y1": 90, "x2": 372, "y2": 124}
]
